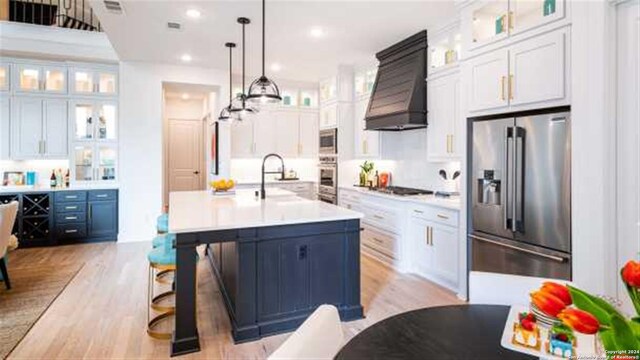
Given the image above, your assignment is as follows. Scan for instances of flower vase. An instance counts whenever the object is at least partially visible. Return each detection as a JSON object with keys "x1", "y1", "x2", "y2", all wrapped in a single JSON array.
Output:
[{"x1": 359, "y1": 172, "x2": 367, "y2": 186}]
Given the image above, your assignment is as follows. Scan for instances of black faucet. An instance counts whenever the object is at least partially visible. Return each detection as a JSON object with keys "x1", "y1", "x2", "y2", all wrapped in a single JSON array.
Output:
[{"x1": 261, "y1": 153, "x2": 285, "y2": 199}]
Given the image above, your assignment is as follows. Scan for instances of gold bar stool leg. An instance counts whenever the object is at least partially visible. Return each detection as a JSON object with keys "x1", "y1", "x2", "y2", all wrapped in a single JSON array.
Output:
[{"x1": 147, "y1": 261, "x2": 176, "y2": 340}]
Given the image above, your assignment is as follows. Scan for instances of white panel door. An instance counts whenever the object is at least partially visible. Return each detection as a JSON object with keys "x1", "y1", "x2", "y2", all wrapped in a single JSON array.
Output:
[
  {"x1": 230, "y1": 117, "x2": 255, "y2": 158},
  {"x1": 253, "y1": 112, "x2": 277, "y2": 157},
  {"x1": 11, "y1": 97, "x2": 42, "y2": 159},
  {"x1": 167, "y1": 119, "x2": 203, "y2": 192},
  {"x1": 509, "y1": 29, "x2": 566, "y2": 106},
  {"x1": 430, "y1": 222, "x2": 459, "y2": 288},
  {"x1": 354, "y1": 98, "x2": 380, "y2": 158},
  {"x1": 428, "y1": 74, "x2": 460, "y2": 161},
  {"x1": 275, "y1": 111, "x2": 300, "y2": 157},
  {"x1": 410, "y1": 217, "x2": 433, "y2": 278},
  {"x1": 0, "y1": 97, "x2": 9, "y2": 159},
  {"x1": 467, "y1": 48, "x2": 509, "y2": 112},
  {"x1": 42, "y1": 99, "x2": 68, "y2": 158},
  {"x1": 298, "y1": 112, "x2": 318, "y2": 158}
]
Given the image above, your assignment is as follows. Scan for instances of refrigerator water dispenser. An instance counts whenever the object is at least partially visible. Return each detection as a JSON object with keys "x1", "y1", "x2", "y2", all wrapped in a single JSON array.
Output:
[{"x1": 477, "y1": 170, "x2": 501, "y2": 206}]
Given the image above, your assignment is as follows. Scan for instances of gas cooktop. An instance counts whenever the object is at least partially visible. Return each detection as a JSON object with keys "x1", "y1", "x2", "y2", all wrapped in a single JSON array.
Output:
[{"x1": 369, "y1": 186, "x2": 434, "y2": 196}]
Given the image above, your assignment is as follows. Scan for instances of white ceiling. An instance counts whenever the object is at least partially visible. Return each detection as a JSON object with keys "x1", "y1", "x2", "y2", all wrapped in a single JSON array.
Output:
[{"x1": 91, "y1": 0, "x2": 456, "y2": 82}]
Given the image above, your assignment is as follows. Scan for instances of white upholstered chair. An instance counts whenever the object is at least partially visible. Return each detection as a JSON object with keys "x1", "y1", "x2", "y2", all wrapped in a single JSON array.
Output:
[
  {"x1": 268, "y1": 304, "x2": 344, "y2": 360},
  {"x1": 469, "y1": 272, "x2": 574, "y2": 306},
  {"x1": 0, "y1": 201, "x2": 19, "y2": 290}
]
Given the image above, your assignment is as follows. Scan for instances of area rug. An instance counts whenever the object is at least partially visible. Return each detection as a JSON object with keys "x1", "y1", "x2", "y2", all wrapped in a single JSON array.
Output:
[{"x1": 0, "y1": 262, "x2": 83, "y2": 359}]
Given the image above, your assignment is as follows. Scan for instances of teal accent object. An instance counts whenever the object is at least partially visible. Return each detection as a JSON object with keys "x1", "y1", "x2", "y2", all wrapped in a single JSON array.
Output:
[
  {"x1": 148, "y1": 247, "x2": 176, "y2": 266},
  {"x1": 152, "y1": 233, "x2": 175, "y2": 248},
  {"x1": 156, "y1": 213, "x2": 169, "y2": 233},
  {"x1": 543, "y1": 0, "x2": 556, "y2": 16},
  {"x1": 303, "y1": 97, "x2": 311, "y2": 107},
  {"x1": 495, "y1": 15, "x2": 505, "y2": 35},
  {"x1": 283, "y1": 96, "x2": 291, "y2": 106}
]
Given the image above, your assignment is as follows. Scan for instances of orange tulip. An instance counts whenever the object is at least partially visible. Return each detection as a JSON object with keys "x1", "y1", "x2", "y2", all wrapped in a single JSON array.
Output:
[
  {"x1": 530, "y1": 290, "x2": 566, "y2": 317},
  {"x1": 622, "y1": 260, "x2": 640, "y2": 288},
  {"x1": 541, "y1": 282, "x2": 572, "y2": 306},
  {"x1": 557, "y1": 308, "x2": 600, "y2": 334}
]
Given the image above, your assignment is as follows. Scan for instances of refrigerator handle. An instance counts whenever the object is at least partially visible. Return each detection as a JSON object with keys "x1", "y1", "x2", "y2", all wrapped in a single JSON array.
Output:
[
  {"x1": 504, "y1": 127, "x2": 513, "y2": 231},
  {"x1": 514, "y1": 126, "x2": 526, "y2": 233}
]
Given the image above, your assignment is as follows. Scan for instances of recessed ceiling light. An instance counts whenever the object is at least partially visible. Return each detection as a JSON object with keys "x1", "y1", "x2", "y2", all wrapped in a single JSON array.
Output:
[
  {"x1": 181, "y1": 54, "x2": 192, "y2": 62},
  {"x1": 309, "y1": 26, "x2": 326, "y2": 38},
  {"x1": 186, "y1": 9, "x2": 201, "y2": 19},
  {"x1": 181, "y1": 93, "x2": 190, "y2": 100},
  {"x1": 270, "y1": 63, "x2": 282, "y2": 72}
]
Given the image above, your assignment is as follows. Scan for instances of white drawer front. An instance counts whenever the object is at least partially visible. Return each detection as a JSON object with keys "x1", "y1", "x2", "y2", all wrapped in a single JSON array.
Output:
[
  {"x1": 339, "y1": 190, "x2": 361, "y2": 203},
  {"x1": 361, "y1": 205, "x2": 401, "y2": 234},
  {"x1": 361, "y1": 226, "x2": 398, "y2": 259},
  {"x1": 410, "y1": 206, "x2": 459, "y2": 227}
]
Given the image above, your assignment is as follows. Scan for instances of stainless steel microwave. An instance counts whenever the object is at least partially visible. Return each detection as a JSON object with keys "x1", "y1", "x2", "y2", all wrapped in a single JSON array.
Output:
[{"x1": 319, "y1": 129, "x2": 337, "y2": 154}]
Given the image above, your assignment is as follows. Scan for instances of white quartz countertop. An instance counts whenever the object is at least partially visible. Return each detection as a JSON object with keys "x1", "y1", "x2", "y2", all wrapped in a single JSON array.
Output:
[
  {"x1": 0, "y1": 183, "x2": 119, "y2": 194},
  {"x1": 340, "y1": 186, "x2": 461, "y2": 211},
  {"x1": 236, "y1": 179, "x2": 316, "y2": 185},
  {"x1": 169, "y1": 189, "x2": 363, "y2": 234}
]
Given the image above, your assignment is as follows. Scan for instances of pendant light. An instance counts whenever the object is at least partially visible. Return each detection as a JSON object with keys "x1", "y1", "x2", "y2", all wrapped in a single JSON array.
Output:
[
  {"x1": 246, "y1": 0, "x2": 282, "y2": 104},
  {"x1": 230, "y1": 17, "x2": 258, "y2": 120},
  {"x1": 218, "y1": 42, "x2": 239, "y2": 121}
]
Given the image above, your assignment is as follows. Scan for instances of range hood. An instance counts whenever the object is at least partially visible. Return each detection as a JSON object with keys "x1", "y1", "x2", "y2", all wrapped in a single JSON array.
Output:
[{"x1": 365, "y1": 30, "x2": 427, "y2": 131}]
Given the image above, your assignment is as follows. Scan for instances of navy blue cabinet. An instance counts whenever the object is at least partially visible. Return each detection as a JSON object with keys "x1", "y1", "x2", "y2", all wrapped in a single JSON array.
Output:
[
  {"x1": 88, "y1": 191, "x2": 118, "y2": 240},
  {"x1": 1, "y1": 189, "x2": 118, "y2": 246}
]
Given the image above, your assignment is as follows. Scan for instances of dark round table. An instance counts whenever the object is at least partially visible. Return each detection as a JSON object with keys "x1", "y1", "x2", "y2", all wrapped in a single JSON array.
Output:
[{"x1": 335, "y1": 305, "x2": 536, "y2": 360}]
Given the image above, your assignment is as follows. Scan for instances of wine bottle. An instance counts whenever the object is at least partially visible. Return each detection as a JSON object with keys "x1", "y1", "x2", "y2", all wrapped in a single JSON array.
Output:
[
  {"x1": 50, "y1": 170, "x2": 57, "y2": 188},
  {"x1": 64, "y1": 169, "x2": 70, "y2": 188}
]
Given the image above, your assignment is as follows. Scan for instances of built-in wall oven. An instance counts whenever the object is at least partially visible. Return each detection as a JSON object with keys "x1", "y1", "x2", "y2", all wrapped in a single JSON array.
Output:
[
  {"x1": 318, "y1": 155, "x2": 337, "y2": 204},
  {"x1": 319, "y1": 129, "x2": 338, "y2": 155}
]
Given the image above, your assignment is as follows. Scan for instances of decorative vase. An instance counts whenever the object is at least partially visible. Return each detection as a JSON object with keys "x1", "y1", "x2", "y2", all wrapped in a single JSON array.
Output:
[{"x1": 359, "y1": 172, "x2": 367, "y2": 186}]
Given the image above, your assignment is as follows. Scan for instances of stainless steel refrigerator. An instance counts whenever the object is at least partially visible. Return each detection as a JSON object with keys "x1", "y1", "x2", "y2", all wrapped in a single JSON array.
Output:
[{"x1": 468, "y1": 108, "x2": 571, "y2": 279}]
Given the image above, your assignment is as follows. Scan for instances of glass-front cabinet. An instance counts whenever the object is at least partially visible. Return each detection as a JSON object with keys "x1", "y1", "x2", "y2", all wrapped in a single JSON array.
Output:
[
  {"x1": 70, "y1": 67, "x2": 118, "y2": 96},
  {"x1": 354, "y1": 68, "x2": 377, "y2": 98},
  {"x1": 465, "y1": 0, "x2": 564, "y2": 50},
  {"x1": 319, "y1": 77, "x2": 337, "y2": 103},
  {"x1": 71, "y1": 101, "x2": 118, "y2": 183},
  {"x1": 15, "y1": 64, "x2": 66, "y2": 93},
  {"x1": 0, "y1": 64, "x2": 9, "y2": 92},
  {"x1": 430, "y1": 29, "x2": 462, "y2": 72}
]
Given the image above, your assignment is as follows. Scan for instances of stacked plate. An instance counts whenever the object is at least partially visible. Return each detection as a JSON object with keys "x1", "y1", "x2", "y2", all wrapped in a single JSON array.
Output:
[{"x1": 530, "y1": 303, "x2": 559, "y2": 328}]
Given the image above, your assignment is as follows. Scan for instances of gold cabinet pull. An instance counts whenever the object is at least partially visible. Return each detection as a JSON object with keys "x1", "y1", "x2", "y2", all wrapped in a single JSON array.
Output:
[
  {"x1": 509, "y1": 74, "x2": 514, "y2": 100},
  {"x1": 430, "y1": 227, "x2": 434, "y2": 246},
  {"x1": 373, "y1": 214, "x2": 384, "y2": 220},
  {"x1": 425, "y1": 227, "x2": 429, "y2": 245},
  {"x1": 508, "y1": 11, "x2": 514, "y2": 31},
  {"x1": 437, "y1": 214, "x2": 450, "y2": 220},
  {"x1": 501, "y1": 76, "x2": 506, "y2": 101}
]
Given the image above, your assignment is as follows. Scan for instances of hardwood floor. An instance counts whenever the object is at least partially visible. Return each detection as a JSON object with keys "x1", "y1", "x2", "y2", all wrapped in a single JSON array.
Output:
[{"x1": 7, "y1": 242, "x2": 463, "y2": 359}]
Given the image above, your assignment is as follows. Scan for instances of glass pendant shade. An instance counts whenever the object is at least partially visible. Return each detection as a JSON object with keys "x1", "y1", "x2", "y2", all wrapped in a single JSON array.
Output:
[
  {"x1": 218, "y1": 42, "x2": 241, "y2": 121},
  {"x1": 246, "y1": 0, "x2": 282, "y2": 104},
  {"x1": 247, "y1": 76, "x2": 282, "y2": 104},
  {"x1": 229, "y1": 94, "x2": 258, "y2": 120}
]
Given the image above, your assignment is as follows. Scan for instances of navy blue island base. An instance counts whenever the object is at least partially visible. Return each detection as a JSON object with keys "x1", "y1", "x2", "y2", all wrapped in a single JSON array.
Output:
[{"x1": 170, "y1": 219, "x2": 363, "y2": 357}]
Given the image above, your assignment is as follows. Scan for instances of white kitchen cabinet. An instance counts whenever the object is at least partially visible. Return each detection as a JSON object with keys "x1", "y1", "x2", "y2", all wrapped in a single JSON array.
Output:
[
  {"x1": 298, "y1": 112, "x2": 318, "y2": 158},
  {"x1": 274, "y1": 111, "x2": 300, "y2": 157},
  {"x1": 409, "y1": 215, "x2": 459, "y2": 290},
  {"x1": 15, "y1": 63, "x2": 67, "y2": 94},
  {"x1": 467, "y1": 48, "x2": 509, "y2": 112},
  {"x1": 0, "y1": 97, "x2": 10, "y2": 159},
  {"x1": 427, "y1": 73, "x2": 460, "y2": 161},
  {"x1": 70, "y1": 101, "x2": 118, "y2": 142},
  {"x1": 230, "y1": 117, "x2": 255, "y2": 158},
  {"x1": 467, "y1": 27, "x2": 568, "y2": 113},
  {"x1": 42, "y1": 99, "x2": 68, "y2": 158},
  {"x1": 354, "y1": 98, "x2": 380, "y2": 158},
  {"x1": 10, "y1": 97, "x2": 68, "y2": 159},
  {"x1": 72, "y1": 143, "x2": 118, "y2": 182},
  {"x1": 462, "y1": 0, "x2": 565, "y2": 52},
  {"x1": 508, "y1": 29, "x2": 566, "y2": 107},
  {"x1": 319, "y1": 103, "x2": 338, "y2": 129},
  {"x1": 70, "y1": 67, "x2": 118, "y2": 96}
]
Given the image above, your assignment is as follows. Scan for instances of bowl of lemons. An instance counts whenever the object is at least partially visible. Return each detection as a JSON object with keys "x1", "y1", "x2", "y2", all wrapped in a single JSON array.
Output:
[{"x1": 210, "y1": 178, "x2": 236, "y2": 193}]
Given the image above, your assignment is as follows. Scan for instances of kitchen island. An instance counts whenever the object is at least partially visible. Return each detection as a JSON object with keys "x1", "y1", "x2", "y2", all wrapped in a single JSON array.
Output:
[{"x1": 168, "y1": 189, "x2": 364, "y2": 356}]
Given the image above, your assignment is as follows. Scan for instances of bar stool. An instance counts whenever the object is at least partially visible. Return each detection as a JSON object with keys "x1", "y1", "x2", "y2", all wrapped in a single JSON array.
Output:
[
  {"x1": 156, "y1": 205, "x2": 169, "y2": 234},
  {"x1": 152, "y1": 233, "x2": 175, "y2": 284},
  {"x1": 147, "y1": 243, "x2": 176, "y2": 340}
]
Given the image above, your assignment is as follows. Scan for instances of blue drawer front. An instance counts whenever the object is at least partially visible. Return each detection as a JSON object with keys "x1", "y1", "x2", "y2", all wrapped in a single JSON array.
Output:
[
  {"x1": 55, "y1": 191, "x2": 87, "y2": 203},
  {"x1": 55, "y1": 202, "x2": 87, "y2": 213},
  {"x1": 56, "y1": 212, "x2": 87, "y2": 224},
  {"x1": 88, "y1": 190, "x2": 117, "y2": 201},
  {"x1": 56, "y1": 223, "x2": 87, "y2": 239}
]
